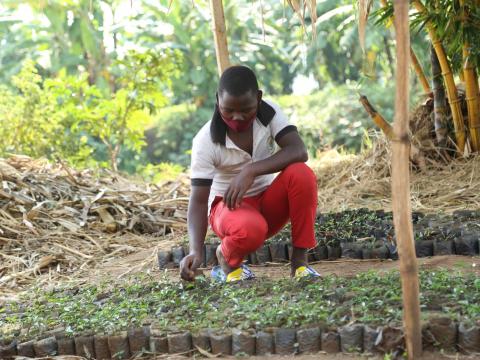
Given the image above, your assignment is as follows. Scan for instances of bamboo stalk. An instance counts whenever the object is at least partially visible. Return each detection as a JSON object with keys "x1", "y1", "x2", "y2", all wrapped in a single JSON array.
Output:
[
  {"x1": 209, "y1": 0, "x2": 231, "y2": 75},
  {"x1": 410, "y1": 48, "x2": 431, "y2": 94},
  {"x1": 463, "y1": 45, "x2": 480, "y2": 152},
  {"x1": 474, "y1": 67, "x2": 480, "y2": 106},
  {"x1": 461, "y1": 1, "x2": 480, "y2": 152},
  {"x1": 413, "y1": 0, "x2": 466, "y2": 154},
  {"x1": 359, "y1": 96, "x2": 394, "y2": 138},
  {"x1": 380, "y1": 0, "x2": 431, "y2": 94},
  {"x1": 430, "y1": 45, "x2": 449, "y2": 148},
  {"x1": 359, "y1": 95, "x2": 426, "y2": 169},
  {"x1": 475, "y1": 68, "x2": 480, "y2": 94},
  {"x1": 392, "y1": 1, "x2": 422, "y2": 359}
]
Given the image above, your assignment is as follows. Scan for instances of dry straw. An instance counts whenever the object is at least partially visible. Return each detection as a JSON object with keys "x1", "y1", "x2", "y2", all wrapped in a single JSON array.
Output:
[
  {"x1": 313, "y1": 130, "x2": 480, "y2": 214},
  {"x1": 0, "y1": 155, "x2": 188, "y2": 297}
]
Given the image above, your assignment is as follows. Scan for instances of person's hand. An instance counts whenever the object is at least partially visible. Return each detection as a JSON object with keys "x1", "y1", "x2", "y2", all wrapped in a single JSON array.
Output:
[
  {"x1": 180, "y1": 253, "x2": 203, "y2": 281},
  {"x1": 224, "y1": 166, "x2": 256, "y2": 210}
]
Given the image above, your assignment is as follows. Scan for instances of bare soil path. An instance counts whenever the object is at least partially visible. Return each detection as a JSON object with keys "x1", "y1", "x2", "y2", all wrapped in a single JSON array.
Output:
[{"x1": 85, "y1": 251, "x2": 479, "y2": 286}]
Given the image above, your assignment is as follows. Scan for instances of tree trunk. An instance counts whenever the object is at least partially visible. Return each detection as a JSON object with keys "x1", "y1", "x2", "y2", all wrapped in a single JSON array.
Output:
[
  {"x1": 413, "y1": 0, "x2": 466, "y2": 154},
  {"x1": 209, "y1": 0, "x2": 230, "y2": 76},
  {"x1": 392, "y1": 1, "x2": 422, "y2": 359},
  {"x1": 430, "y1": 45, "x2": 449, "y2": 149}
]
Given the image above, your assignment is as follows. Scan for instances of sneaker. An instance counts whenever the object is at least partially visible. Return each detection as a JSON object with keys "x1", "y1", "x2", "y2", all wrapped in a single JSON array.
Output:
[
  {"x1": 294, "y1": 265, "x2": 321, "y2": 278},
  {"x1": 211, "y1": 265, "x2": 226, "y2": 282},
  {"x1": 211, "y1": 264, "x2": 256, "y2": 283}
]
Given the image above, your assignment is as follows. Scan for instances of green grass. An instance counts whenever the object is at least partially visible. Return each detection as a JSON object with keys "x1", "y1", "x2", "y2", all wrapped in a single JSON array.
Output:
[{"x1": 1, "y1": 270, "x2": 479, "y2": 341}]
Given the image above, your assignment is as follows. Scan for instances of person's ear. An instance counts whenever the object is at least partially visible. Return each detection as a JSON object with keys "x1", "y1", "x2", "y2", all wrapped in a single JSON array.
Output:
[{"x1": 257, "y1": 90, "x2": 263, "y2": 103}]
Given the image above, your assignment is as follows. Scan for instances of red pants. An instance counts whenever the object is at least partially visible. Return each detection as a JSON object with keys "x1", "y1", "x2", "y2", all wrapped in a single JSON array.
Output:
[{"x1": 209, "y1": 162, "x2": 318, "y2": 268}]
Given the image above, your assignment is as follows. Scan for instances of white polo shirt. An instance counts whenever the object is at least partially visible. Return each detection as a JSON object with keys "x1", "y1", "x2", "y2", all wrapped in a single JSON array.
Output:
[{"x1": 190, "y1": 99, "x2": 296, "y2": 213}]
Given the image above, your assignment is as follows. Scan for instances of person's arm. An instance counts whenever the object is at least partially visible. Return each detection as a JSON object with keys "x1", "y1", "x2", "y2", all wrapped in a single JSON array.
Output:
[
  {"x1": 224, "y1": 131, "x2": 307, "y2": 209},
  {"x1": 180, "y1": 184, "x2": 211, "y2": 281},
  {"x1": 250, "y1": 130, "x2": 307, "y2": 175}
]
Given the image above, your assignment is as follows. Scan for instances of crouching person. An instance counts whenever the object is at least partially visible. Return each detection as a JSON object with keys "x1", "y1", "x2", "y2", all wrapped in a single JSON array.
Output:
[{"x1": 180, "y1": 65, "x2": 319, "y2": 282}]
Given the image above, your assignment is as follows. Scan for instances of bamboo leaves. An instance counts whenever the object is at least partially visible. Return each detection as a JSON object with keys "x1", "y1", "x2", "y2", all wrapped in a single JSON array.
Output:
[{"x1": 285, "y1": 0, "x2": 318, "y2": 38}]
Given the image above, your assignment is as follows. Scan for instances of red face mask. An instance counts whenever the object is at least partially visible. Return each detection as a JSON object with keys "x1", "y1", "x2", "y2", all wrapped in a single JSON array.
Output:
[{"x1": 219, "y1": 109, "x2": 257, "y2": 132}]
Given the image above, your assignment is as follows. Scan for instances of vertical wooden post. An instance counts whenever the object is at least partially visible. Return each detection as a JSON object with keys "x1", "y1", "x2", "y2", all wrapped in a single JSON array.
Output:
[
  {"x1": 209, "y1": 0, "x2": 231, "y2": 76},
  {"x1": 392, "y1": 1, "x2": 422, "y2": 359}
]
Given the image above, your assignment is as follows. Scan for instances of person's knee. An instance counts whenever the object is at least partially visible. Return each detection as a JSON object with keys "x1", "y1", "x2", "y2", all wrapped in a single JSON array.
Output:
[
  {"x1": 282, "y1": 162, "x2": 316, "y2": 184},
  {"x1": 243, "y1": 218, "x2": 268, "y2": 251},
  {"x1": 226, "y1": 217, "x2": 267, "y2": 251}
]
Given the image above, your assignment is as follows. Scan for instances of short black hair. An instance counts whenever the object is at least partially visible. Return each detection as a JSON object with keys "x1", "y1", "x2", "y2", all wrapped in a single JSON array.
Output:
[{"x1": 218, "y1": 65, "x2": 259, "y2": 96}]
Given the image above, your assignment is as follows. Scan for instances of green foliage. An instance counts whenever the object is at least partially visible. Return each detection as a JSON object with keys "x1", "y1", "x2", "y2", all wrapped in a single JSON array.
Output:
[
  {"x1": 145, "y1": 104, "x2": 212, "y2": 165},
  {"x1": 0, "y1": 50, "x2": 179, "y2": 171},
  {"x1": 416, "y1": 0, "x2": 480, "y2": 73},
  {"x1": 1, "y1": 0, "x2": 398, "y2": 102},
  {"x1": 0, "y1": 60, "x2": 72, "y2": 160},
  {"x1": 0, "y1": 0, "x2": 433, "y2": 173},
  {"x1": 145, "y1": 81, "x2": 403, "y2": 166},
  {"x1": 275, "y1": 84, "x2": 383, "y2": 153},
  {"x1": 140, "y1": 162, "x2": 185, "y2": 183},
  {"x1": 0, "y1": 62, "x2": 415, "y2": 173},
  {"x1": 278, "y1": 79, "x2": 422, "y2": 153},
  {"x1": 374, "y1": 0, "x2": 480, "y2": 76},
  {"x1": 1, "y1": 270, "x2": 478, "y2": 339},
  {"x1": 86, "y1": 50, "x2": 180, "y2": 170},
  {"x1": 1, "y1": 0, "x2": 109, "y2": 87}
]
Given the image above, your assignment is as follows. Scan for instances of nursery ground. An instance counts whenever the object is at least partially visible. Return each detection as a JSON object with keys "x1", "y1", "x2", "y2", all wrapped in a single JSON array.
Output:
[{"x1": 83, "y1": 252, "x2": 479, "y2": 288}]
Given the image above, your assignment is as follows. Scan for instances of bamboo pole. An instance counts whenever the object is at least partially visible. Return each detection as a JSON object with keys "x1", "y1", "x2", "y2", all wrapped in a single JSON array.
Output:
[
  {"x1": 410, "y1": 48, "x2": 431, "y2": 94},
  {"x1": 461, "y1": 1, "x2": 480, "y2": 152},
  {"x1": 392, "y1": 1, "x2": 422, "y2": 359},
  {"x1": 430, "y1": 45, "x2": 449, "y2": 149},
  {"x1": 474, "y1": 67, "x2": 480, "y2": 107},
  {"x1": 413, "y1": 0, "x2": 466, "y2": 154},
  {"x1": 380, "y1": 0, "x2": 431, "y2": 94},
  {"x1": 209, "y1": 0, "x2": 231, "y2": 75},
  {"x1": 360, "y1": 95, "x2": 395, "y2": 139},
  {"x1": 463, "y1": 45, "x2": 480, "y2": 152},
  {"x1": 359, "y1": 95, "x2": 426, "y2": 169}
]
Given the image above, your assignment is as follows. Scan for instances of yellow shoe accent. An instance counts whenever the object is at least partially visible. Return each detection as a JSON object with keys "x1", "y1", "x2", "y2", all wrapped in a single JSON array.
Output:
[
  {"x1": 294, "y1": 266, "x2": 309, "y2": 278},
  {"x1": 294, "y1": 265, "x2": 321, "y2": 278},
  {"x1": 226, "y1": 268, "x2": 243, "y2": 282}
]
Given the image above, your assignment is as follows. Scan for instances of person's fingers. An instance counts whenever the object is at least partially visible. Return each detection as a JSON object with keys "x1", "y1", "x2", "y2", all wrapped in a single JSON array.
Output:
[
  {"x1": 192, "y1": 255, "x2": 202, "y2": 269},
  {"x1": 235, "y1": 188, "x2": 246, "y2": 207},
  {"x1": 223, "y1": 186, "x2": 230, "y2": 201},
  {"x1": 226, "y1": 187, "x2": 235, "y2": 210},
  {"x1": 230, "y1": 188, "x2": 240, "y2": 210},
  {"x1": 180, "y1": 262, "x2": 190, "y2": 280},
  {"x1": 180, "y1": 256, "x2": 194, "y2": 280},
  {"x1": 224, "y1": 186, "x2": 232, "y2": 210}
]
